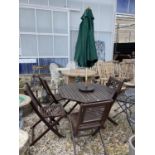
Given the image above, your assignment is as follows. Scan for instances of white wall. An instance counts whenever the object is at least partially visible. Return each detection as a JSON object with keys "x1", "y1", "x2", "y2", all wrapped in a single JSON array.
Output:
[{"x1": 19, "y1": 0, "x2": 116, "y2": 61}]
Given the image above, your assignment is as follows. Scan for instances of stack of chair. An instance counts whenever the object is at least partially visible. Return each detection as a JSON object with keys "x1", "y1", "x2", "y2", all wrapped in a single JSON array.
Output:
[
  {"x1": 122, "y1": 59, "x2": 135, "y2": 63},
  {"x1": 118, "y1": 59, "x2": 135, "y2": 81},
  {"x1": 97, "y1": 61, "x2": 115, "y2": 84},
  {"x1": 92, "y1": 59, "x2": 135, "y2": 85},
  {"x1": 91, "y1": 60, "x2": 103, "y2": 83}
]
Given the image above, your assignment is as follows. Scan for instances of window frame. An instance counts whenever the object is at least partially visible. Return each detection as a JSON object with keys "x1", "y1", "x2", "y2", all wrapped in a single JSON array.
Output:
[{"x1": 19, "y1": 4, "x2": 70, "y2": 61}]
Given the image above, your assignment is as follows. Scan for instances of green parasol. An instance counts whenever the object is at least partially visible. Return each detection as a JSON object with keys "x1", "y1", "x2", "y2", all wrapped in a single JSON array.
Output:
[{"x1": 74, "y1": 8, "x2": 98, "y2": 90}]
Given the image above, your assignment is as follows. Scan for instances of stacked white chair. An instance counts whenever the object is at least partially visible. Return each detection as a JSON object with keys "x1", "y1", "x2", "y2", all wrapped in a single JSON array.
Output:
[
  {"x1": 66, "y1": 61, "x2": 76, "y2": 70},
  {"x1": 49, "y1": 63, "x2": 61, "y2": 93}
]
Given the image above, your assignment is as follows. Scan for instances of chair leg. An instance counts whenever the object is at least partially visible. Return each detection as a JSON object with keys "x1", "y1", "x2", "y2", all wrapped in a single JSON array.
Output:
[
  {"x1": 114, "y1": 100, "x2": 126, "y2": 111},
  {"x1": 68, "y1": 116, "x2": 77, "y2": 155},
  {"x1": 31, "y1": 119, "x2": 42, "y2": 143},
  {"x1": 91, "y1": 127, "x2": 100, "y2": 136},
  {"x1": 113, "y1": 102, "x2": 134, "y2": 118},
  {"x1": 48, "y1": 116, "x2": 66, "y2": 138},
  {"x1": 31, "y1": 117, "x2": 65, "y2": 146},
  {"x1": 31, "y1": 119, "x2": 41, "y2": 129},
  {"x1": 30, "y1": 128, "x2": 50, "y2": 146},
  {"x1": 114, "y1": 100, "x2": 127, "y2": 112},
  {"x1": 63, "y1": 100, "x2": 70, "y2": 108},
  {"x1": 49, "y1": 117, "x2": 59, "y2": 125},
  {"x1": 72, "y1": 135, "x2": 77, "y2": 155},
  {"x1": 51, "y1": 116, "x2": 65, "y2": 127},
  {"x1": 107, "y1": 117, "x2": 118, "y2": 126},
  {"x1": 31, "y1": 125, "x2": 64, "y2": 146},
  {"x1": 31, "y1": 125, "x2": 34, "y2": 143},
  {"x1": 112, "y1": 102, "x2": 126, "y2": 118},
  {"x1": 99, "y1": 130, "x2": 108, "y2": 155},
  {"x1": 128, "y1": 120, "x2": 135, "y2": 134},
  {"x1": 114, "y1": 106, "x2": 121, "y2": 112},
  {"x1": 49, "y1": 127, "x2": 65, "y2": 138},
  {"x1": 112, "y1": 110, "x2": 125, "y2": 118},
  {"x1": 67, "y1": 102, "x2": 79, "y2": 114}
]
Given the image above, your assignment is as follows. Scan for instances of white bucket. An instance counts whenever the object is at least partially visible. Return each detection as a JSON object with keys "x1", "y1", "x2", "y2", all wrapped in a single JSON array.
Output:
[{"x1": 129, "y1": 135, "x2": 135, "y2": 155}]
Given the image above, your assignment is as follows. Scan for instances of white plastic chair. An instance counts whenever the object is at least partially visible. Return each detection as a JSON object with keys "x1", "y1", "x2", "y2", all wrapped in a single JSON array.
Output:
[
  {"x1": 66, "y1": 61, "x2": 76, "y2": 70},
  {"x1": 49, "y1": 63, "x2": 61, "y2": 93}
]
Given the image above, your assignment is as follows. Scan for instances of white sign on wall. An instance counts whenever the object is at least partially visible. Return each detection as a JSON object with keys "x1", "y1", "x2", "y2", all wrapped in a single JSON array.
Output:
[{"x1": 19, "y1": 59, "x2": 37, "y2": 63}]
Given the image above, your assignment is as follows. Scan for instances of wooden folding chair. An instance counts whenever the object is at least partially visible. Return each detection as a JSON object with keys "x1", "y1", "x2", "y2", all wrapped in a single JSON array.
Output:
[
  {"x1": 38, "y1": 76, "x2": 70, "y2": 108},
  {"x1": 25, "y1": 83, "x2": 66, "y2": 146},
  {"x1": 106, "y1": 76, "x2": 124, "y2": 97},
  {"x1": 39, "y1": 77, "x2": 80, "y2": 114},
  {"x1": 68, "y1": 99, "x2": 113, "y2": 155}
]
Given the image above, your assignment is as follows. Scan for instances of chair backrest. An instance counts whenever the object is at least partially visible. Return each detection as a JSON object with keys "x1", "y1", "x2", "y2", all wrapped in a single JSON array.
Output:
[
  {"x1": 106, "y1": 76, "x2": 124, "y2": 98},
  {"x1": 96, "y1": 61, "x2": 115, "y2": 79},
  {"x1": 75, "y1": 100, "x2": 113, "y2": 135},
  {"x1": 66, "y1": 61, "x2": 76, "y2": 70},
  {"x1": 118, "y1": 61, "x2": 135, "y2": 80},
  {"x1": 49, "y1": 63, "x2": 60, "y2": 80},
  {"x1": 25, "y1": 83, "x2": 55, "y2": 128},
  {"x1": 90, "y1": 62, "x2": 98, "y2": 75},
  {"x1": 38, "y1": 76, "x2": 49, "y2": 94},
  {"x1": 96, "y1": 60, "x2": 104, "y2": 78},
  {"x1": 122, "y1": 59, "x2": 135, "y2": 63},
  {"x1": 25, "y1": 83, "x2": 42, "y2": 108},
  {"x1": 104, "y1": 62, "x2": 115, "y2": 78},
  {"x1": 38, "y1": 77, "x2": 59, "y2": 103}
]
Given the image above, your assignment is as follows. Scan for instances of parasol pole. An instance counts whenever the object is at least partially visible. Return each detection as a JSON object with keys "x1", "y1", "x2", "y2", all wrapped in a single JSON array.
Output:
[{"x1": 85, "y1": 68, "x2": 88, "y2": 87}]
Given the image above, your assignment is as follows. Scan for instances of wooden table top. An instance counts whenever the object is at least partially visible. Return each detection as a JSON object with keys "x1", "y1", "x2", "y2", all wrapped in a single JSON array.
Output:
[
  {"x1": 61, "y1": 69, "x2": 96, "y2": 77},
  {"x1": 59, "y1": 83, "x2": 115, "y2": 104}
]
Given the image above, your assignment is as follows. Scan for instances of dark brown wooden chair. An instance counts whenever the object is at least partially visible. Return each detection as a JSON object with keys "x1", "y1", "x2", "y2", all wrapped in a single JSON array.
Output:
[
  {"x1": 38, "y1": 77, "x2": 79, "y2": 114},
  {"x1": 68, "y1": 99, "x2": 113, "y2": 155},
  {"x1": 106, "y1": 76, "x2": 124, "y2": 98},
  {"x1": 106, "y1": 76, "x2": 124, "y2": 125},
  {"x1": 38, "y1": 76, "x2": 70, "y2": 107},
  {"x1": 25, "y1": 83, "x2": 66, "y2": 146}
]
